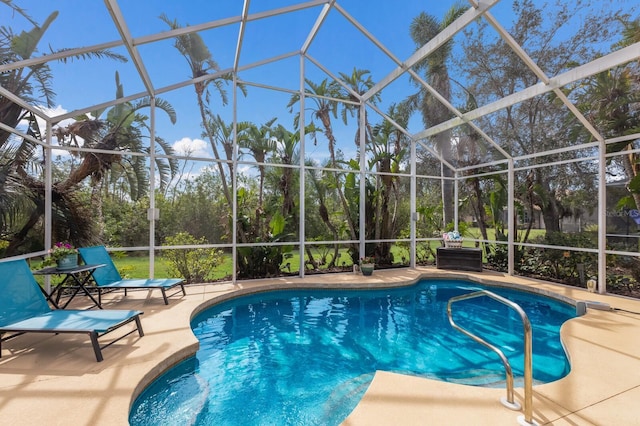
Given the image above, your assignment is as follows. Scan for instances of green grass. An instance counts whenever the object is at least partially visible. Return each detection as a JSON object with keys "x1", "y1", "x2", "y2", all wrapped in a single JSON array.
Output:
[
  {"x1": 33, "y1": 231, "x2": 540, "y2": 285},
  {"x1": 112, "y1": 254, "x2": 233, "y2": 280},
  {"x1": 464, "y1": 227, "x2": 546, "y2": 241}
]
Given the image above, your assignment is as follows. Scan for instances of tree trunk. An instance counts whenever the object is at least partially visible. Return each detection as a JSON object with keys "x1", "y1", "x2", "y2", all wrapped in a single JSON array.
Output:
[
  {"x1": 622, "y1": 147, "x2": 640, "y2": 211},
  {"x1": 469, "y1": 178, "x2": 490, "y2": 254},
  {"x1": 319, "y1": 112, "x2": 358, "y2": 241},
  {"x1": 540, "y1": 199, "x2": 562, "y2": 233}
]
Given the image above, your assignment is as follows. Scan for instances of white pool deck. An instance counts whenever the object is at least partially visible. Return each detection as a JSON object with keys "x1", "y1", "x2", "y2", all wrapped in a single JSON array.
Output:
[{"x1": 1, "y1": 266, "x2": 639, "y2": 425}]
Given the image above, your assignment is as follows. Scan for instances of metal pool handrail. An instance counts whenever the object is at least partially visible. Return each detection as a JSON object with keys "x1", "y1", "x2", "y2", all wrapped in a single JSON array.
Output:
[{"x1": 447, "y1": 290, "x2": 535, "y2": 426}]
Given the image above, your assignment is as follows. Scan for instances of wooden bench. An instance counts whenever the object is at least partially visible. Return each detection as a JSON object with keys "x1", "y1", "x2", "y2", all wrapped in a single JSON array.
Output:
[{"x1": 436, "y1": 247, "x2": 483, "y2": 272}]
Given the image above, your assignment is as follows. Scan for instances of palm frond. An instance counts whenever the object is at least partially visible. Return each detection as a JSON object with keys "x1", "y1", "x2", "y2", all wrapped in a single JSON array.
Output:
[
  {"x1": 54, "y1": 47, "x2": 128, "y2": 63},
  {"x1": 30, "y1": 63, "x2": 56, "y2": 106},
  {"x1": 151, "y1": 97, "x2": 177, "y2": 124},
  {"x1": 11, "y1": 11, "x2": 59, "y2": 60},
  {"x1": 123, "y1": 156, "x2": 148, "y2": 200},
  {"x1": 153, "y1": 135, "x2": 179, "y2": 178},
  {"x1": 1, "y1": 0, "x2": 39, "y2": 27}
]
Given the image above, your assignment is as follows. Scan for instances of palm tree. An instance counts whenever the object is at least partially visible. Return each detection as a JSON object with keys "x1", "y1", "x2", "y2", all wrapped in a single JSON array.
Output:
[
  {"x1": 408, "y1": 3, "x2": 467, "y2": 226},
  {"x1": 238, "y1": 118, "x2": 277, "y2": 215},
  {"x1": 0, "y1": 5, "x2": 146, "y2": 254},
  {"x1": 306, "y1": 158, "x2": 339, "y2": 268},
  {"x1": 270, "y1": 125, "x2": 296, "y2": 219},
  {"x1": 54, "y1": 72, "x2": 178, "y2": 192},
  {"x1": 369, "y1": 103, "x2": 411, "y2": 263},
  {"x1": 160, "y1": 14, "x2": 240, "y2": 209},
  {"x1": 616, "y1": 15, "x2": 640, "y2": 46},
  {"x1": 572, "y1": 17, "x2": 640, "y2": 211},
  {"x1": 51, "y1": 71, "x2": 178, "y2": 240},
  {"x1": 288, "y1": 78, "x2": 358, "y2": 241},
  {"x1": 337, "y1": 68, "x2": 379, "y2": 148},
  {"x1": 581, "y1": 68, "x2": 640, "y2": 208}
]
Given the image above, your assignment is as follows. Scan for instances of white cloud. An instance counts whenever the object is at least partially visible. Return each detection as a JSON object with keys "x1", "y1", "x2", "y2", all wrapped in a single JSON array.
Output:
[
  {"x1": 37, "y1": 105, "x2": 80, "y2": 132},
  {"x1": 25, "y1": 105, "x2": 82, "y2": 157},
  {"x1": 172, "y1": 137, "x2": 210, "y2": 158}
]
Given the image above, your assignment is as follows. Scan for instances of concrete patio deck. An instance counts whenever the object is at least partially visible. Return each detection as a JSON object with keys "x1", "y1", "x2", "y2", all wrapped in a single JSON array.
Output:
[{"x1": 1, "y1": 267, "x2": 639, "y2": 425}]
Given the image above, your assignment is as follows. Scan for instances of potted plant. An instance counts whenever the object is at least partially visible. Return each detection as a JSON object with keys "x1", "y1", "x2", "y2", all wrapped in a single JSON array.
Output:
[
  {"x1": 45, "y1": 242, "x2": 79, "y2": 270},
  {"x1": 360, "y1": 256, "x2": 375, "y2": 276}
]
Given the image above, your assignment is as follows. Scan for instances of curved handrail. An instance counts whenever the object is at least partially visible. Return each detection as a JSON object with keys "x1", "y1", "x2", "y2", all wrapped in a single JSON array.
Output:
[{"x1": 447, "y1": 290, "x2": 533, "y2": 424}]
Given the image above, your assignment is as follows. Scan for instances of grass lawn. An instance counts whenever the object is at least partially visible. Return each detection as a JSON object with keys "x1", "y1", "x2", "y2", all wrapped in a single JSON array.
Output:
[
  {"x1": 465, "y1": 227, "x2": 545, "y2": 241},
  {"x1": 32, "y1": 230, "x2": 541, "y2": 285},
  {"x1": 113, "y1": 253, "x2": 233, "y2": 281},
  {"x1": 102, "y1": 234, "x2": 510, "y2": 282}
]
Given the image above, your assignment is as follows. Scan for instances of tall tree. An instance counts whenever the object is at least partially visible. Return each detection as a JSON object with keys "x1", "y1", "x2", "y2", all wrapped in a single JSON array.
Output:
[
  {"x1": 51, "y1": 72, "x2": 178, "y2": 240},
  {"x1": 460, "y1": 0, "x2": 624, "y2": 233},
  {"x1": 0, "y1": 4, "x2": 158, "y2": 254},
  {"x1": 369, "y1": 102, "x2": 411, "y2": 263},
  {"x1": 305, "y1": 158, "x2": 339, "y2": 268},
  {"x1": 337, "y1": 68, "x2": 379, "y2": 148},
  {"x1": 238, "y1": 118, "x2": 277, "y2": 221},
  {"x1": 270, "y1": 124, "x2": 299, "y2": 222},
  {"x1": 288, "y1": 79, "x2": 358, "y2": 242},
  {"x1": 576, "y1": 16, "x2": 640, "y2": 210},
  {"x1": 409, "y1": 2, "x2": 467, "y2": 227},
  {"x1": 160, "y1": 14, "x2": 238, "y2": 210}
]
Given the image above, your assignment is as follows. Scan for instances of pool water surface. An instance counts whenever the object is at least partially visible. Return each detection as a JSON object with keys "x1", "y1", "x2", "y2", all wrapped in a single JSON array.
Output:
[{"x1": 129, "y1": 279, "x2": 576, "y2": 426}]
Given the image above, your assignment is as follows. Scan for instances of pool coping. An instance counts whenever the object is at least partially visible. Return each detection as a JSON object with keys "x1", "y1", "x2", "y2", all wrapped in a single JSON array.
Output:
[{"x1": 1, "y1": 266, "x2": 639, "y2": 425}]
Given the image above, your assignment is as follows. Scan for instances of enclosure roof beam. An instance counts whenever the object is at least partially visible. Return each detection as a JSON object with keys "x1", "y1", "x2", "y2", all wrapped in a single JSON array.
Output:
[
  {"x1": 54, "y1": 51, "x2": 301, "y2": 124},
  {"x1": 0, "y1": 40, "x2": 123, "y2": 74},
  {"x1": 406, "y1": 67, "x2": 511, "y2": 161},
  {"x1": 362, "y1": 0, "x2": 499, "y2": 101},
  {"x1": 484, "y1": 10, "x2": 605, "y2": 143},
  {"x1": 236, "y1": 51, "x2": 299, "y2": 74},
  {"x1": 306, "y1": 54, "x2": 362, "y2": 101},
  {"x1": 134, "y1": 0, "x2": 328, "y2": 47},
  {"x1": 52, "y1": 91, "x2": 149, "y2": 124},
  {"x1": 0, "y1": 86, "x2": 49, "y2": 121},
  {"x1": 234, "y1": 0, "x2": 251, "y2": 72},
  {"x1": 333, "y1": 3, "x2": 398, "y2": 71},
  {"x1": 418, "y1": 42, "x2": 640, "y2": 139},
  {"x1": 335, "y1": 0, "x2": 510, "y2": 163},
  {"x1": 104, "y1": 0, "x2": 155, "y2": 96},
  {"x1": 301, "y1": 0, "x2": 336, "y2": 54}
]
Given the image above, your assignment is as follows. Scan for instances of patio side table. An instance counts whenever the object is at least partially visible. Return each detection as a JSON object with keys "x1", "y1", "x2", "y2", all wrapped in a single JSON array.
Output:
[{"x1": 33, "y1": 263, "x2": 106, "y2": 309}]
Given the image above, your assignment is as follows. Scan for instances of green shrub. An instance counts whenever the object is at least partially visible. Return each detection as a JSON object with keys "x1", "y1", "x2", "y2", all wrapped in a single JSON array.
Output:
[
  {"x1": 486, "y1": 243, "x2": 509, "y2": 271},
  {"x1": 518, "y1": 232, "x2": 597, "y2": 284},
  {"x1": 163, "y1": 232, "x2": 224, "y2": 283}
]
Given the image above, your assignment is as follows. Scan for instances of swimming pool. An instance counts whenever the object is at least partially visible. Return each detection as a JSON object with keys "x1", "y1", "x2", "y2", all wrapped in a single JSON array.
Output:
[{"x1": 129, "y1": 279, "x2": 576, "y2": 426}]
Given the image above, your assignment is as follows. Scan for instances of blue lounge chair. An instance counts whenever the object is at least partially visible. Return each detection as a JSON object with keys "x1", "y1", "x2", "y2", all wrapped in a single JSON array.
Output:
[
  {"x1": 0, "y1": 259, "x2": 144, "y2": 362},
  {"x1": 78, "y1": 246, "x2": 185, "y2": 305}
]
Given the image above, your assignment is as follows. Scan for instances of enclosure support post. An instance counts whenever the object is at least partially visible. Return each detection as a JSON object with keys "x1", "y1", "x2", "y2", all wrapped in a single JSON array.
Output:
[
  {"x1": 358, "y1": 104, "x2": 366, "y2": 260},
  {"x1": 598, "y1": 138, "x2": 606, "y2": 293},
  {"x1": 454, "y1": 171, "x2": 459, "y2": 232},
  {"x1": 410, "y1": 138, "x2": 417, "y2": 268},
  {"x1": 44, "y1": 120, "x2": 53, "y2": 293},
  {"x1": 298, "y1": 54, "x2": 306, "y2": 278},
  {"x1": 231, "y1": 75, "x2": 239, "y2": 284},
  {"x1": 148, "y1": 98, "x2": 156, "y2": 278},
  {"x1": 508, "y1": 158, "x2": 514, "y2": 276}
]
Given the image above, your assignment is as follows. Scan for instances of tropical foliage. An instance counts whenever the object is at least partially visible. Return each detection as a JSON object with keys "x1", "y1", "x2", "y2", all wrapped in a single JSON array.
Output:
[{"x1": 1, "y1": 1, "x2": 639, "y2": 295}]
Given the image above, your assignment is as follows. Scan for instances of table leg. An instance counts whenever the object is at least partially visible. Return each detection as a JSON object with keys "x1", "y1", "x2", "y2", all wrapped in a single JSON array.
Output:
[
  {"x1": 53, "y1": 275, "x2": 75, "y2": 308},
  {"x1": 39, "y1": 286, "x2": 60, "y2": 309},
  {"x1": 65, "y1": 272, "x2": 103, "y2": 309}
]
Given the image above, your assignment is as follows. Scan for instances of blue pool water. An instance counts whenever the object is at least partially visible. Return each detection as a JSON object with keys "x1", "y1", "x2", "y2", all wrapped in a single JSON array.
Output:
[{"x1": 129, "y1": 280, "x2": 576, "y2": 426}]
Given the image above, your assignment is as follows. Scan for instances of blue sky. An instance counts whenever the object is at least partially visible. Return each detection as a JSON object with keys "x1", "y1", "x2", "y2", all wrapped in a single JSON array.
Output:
[
  {"x1": 5, "y1": 0, "x2": 638, "y2": 168},
  {"x1": 6, "y1": 0, "x2": 451, "y2": 164}
]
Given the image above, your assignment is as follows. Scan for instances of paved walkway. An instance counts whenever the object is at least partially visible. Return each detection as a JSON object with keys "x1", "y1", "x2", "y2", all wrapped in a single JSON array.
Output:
[{"x1": 1, "y1": 267, "x2": 639, "y2": 425}]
